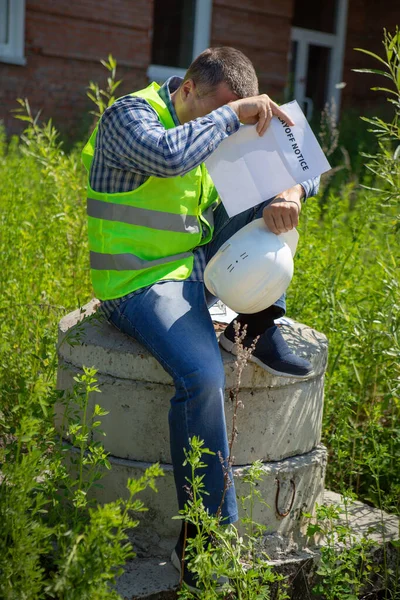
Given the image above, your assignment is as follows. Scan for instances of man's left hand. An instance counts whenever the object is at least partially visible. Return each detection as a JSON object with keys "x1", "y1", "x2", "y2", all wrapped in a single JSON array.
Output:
[{"x1": 262, "y1": 184, "x2": 304, "y2": 234}]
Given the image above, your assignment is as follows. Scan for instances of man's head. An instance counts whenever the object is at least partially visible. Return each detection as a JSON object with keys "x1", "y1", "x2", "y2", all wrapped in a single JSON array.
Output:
[{"x1": 172, "y1": 47, "x2": 259, "y2": 123}]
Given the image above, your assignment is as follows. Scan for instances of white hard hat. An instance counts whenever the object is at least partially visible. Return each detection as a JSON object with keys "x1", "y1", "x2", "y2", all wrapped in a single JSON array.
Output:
[{"x1": 204, "y1": 218, "x2": 298, "y2": 314}]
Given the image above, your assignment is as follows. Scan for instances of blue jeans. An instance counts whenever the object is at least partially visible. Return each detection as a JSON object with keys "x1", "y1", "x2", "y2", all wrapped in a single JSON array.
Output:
[{"x1": 108, "y1": 200, "x2": 286, "y2": 526}]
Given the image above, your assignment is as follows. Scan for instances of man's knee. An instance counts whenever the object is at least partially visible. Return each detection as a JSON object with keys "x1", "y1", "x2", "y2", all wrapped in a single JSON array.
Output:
[{"x1": 177, "y1": 361, "x2": 226, "y2": 401}]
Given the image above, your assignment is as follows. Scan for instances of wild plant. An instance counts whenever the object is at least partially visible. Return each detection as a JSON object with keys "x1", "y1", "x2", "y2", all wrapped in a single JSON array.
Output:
[
  {"x1": 306, "y1": 500, "x2": 378, "y2": 600},
  {"x1": 317, "y1": 99, "x2": 357, "y2": 206},
  {"x1": 86, "y1": 54, "x2": 122, "y2": 119},
  {"x1": 0, "y1": 362, "x2": 164, "y2": 600},
  {"x1": 353, "y1": 26, "x2": 400, "y2": 227},
  {"x1": 319, "y1": 99, "x2": 340, "y2": 159},
  {"x1": 11, "y1": 97, "x2": 88, "y2": 298},
  {"x1": 216, "y1": 321, "x2": 259, "y2": 521}
]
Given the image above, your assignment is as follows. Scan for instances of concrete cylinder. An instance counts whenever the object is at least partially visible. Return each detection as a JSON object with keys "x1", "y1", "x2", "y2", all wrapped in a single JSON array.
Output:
[{"x1": 56, "y1": 299, "x2": 328, "y2": 544}]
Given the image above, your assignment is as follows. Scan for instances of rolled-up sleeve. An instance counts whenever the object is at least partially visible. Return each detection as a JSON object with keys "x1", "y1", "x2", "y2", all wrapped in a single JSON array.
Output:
[{"x1": 300, "y1": 175, "x2": 320, "y2": 200}]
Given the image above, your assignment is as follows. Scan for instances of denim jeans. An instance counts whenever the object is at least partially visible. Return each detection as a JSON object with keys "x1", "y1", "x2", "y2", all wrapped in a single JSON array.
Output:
[{"x1": 108, "y1": 199, "x2": 286, "y2": 526}]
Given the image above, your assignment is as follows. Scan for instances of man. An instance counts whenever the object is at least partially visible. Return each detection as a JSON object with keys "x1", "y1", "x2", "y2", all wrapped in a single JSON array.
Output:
[{"x1": 82, "y1": 46, "x2": 319, "y2": 591}]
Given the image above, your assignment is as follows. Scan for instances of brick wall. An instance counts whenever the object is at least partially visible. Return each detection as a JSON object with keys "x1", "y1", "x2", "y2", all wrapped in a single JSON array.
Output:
[
  {"x1": 342, "y1": 1, "x2": 399, "y2": 112},
  {"x1": 0, "y1": 0, "x2": 154, "y2": 138},
  {"x1": 210, "y1": 0, "x2": 294, "y2": 101},
  {"x1": 2, "y1": 0, "x2": 395, "y2": 140}
]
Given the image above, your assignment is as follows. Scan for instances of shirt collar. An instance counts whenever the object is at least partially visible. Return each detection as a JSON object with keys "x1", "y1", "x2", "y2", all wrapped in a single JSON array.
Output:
[{"x1": 158, "y1": 76, "x2": 183, "y2": 126}]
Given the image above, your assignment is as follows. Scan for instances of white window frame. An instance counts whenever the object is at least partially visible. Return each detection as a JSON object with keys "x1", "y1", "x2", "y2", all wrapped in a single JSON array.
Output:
[
  {"x1": 0, "y1": 0, "x2": 26, "y2": 65},
  {"x1": 147, "y1": 0, "x2": 212, "y2": 81},
  {"x1": 290, "y1": 0, "x2": 348, "y2": 117}
]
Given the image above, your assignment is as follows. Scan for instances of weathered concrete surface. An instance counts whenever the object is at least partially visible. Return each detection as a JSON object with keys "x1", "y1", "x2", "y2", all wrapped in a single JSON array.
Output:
[
  {"x1": 65, "y1": 442, "x2": 327, "y2": 540},
  {"x1": 114, "y1": 551, "x2": 320, "y2": 600},
  {"x1": 56, "y1": 299, "x2": 327, "y2": 463},
  {"x1": 113, "y1": 490, "x2": 399, "y2": 600},
  {"x1": 56, "y1": 357, "x2": 324, "y2": 465},
  {"x1": 116, "y1": 558, "x2": 178, "y2": 600},
  {"x1": 322, "y1": 490, "x2": 399, "y2": 544},
  {"x1": 57, "y1": 300, "x2": 328, "y2": 389}
]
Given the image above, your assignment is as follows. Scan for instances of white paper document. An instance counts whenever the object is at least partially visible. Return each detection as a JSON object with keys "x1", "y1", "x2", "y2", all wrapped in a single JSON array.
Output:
[{"x1": 205, "y1": 100, "x2": 331, "y2": 217}]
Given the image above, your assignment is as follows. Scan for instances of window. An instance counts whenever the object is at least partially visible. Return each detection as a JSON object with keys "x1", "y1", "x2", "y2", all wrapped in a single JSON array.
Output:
[
  {"x1": 0, "y1": 0, "x2": 26, "y2": 65},
  {"x1": 148, "y1": 0, "x2": 212, "y2": 82},
  {"x1": 289, "y1": 0, "x2": 348, "y2": 118},
  {"x1": 293, "y1": 0, "x2": 337, "y2": 34}
]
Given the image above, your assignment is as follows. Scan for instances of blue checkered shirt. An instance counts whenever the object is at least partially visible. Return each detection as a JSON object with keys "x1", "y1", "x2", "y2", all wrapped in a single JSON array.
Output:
[{"x1": 89, "y1": 77, "x2": 319, "y2": 320}]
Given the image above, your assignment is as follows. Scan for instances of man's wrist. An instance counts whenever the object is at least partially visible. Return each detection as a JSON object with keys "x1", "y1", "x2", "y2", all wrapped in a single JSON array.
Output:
[
  {"x1": 227, "y1": 100, "x2": 239, "y2": 118},
  {"x1": 297, "y1": 183, "x2": 306, "y2": 201},
  {"x1": 299, "y1": 181, "x2": 312, "y2": 202},
  {"x1": 284, "y1": 184, "x2": 304, "y2": 207}
]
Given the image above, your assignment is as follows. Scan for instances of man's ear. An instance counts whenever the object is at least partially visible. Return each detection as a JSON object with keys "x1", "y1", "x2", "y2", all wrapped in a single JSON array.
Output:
[{"x1": 180, "y1": 79, "x2": 196, "y2": 102}]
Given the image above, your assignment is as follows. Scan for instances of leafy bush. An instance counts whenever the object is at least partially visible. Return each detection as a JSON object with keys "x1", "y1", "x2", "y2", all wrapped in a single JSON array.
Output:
[
  {"x1": 172, "y1": 436, "x2": 289, "y2": 599},
  {"x1": 0, "y1": 362, "x2": 164, "y2": 599},
  {"x1": 353, "y1": 27, "x2": 400, "y2": 227}
]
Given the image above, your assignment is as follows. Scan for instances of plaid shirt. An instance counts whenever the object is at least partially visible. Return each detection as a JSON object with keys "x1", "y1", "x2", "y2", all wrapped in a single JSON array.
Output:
[{"x1": 90, "y1": 77, "x2": 320, "y2": 319}]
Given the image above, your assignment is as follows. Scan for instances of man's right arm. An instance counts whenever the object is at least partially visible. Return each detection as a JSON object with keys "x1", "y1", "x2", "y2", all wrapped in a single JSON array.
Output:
[
  {"x1": 98, "y1": 93, "x2": 295, "y2": 179},
  {"x1": 97, "y1": 94, "x2": 294, "y2": 177},
  {"x1": 98, "y1": 96, "x2": 240, "y2": 178}
]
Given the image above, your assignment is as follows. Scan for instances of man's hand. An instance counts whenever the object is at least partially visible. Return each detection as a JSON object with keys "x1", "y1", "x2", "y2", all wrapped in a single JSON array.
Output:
[
  {"x1": 229, "y1": 94, "x2": 295, "y2": 136},
  {"x1": 262, "y1": 184, "x2": 304, "y2": 234}
]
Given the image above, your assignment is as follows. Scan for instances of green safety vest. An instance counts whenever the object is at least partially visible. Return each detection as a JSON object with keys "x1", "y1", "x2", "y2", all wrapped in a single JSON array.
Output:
[{"x1": 81, "y1": 82, "x2": 218, "y2": 301}]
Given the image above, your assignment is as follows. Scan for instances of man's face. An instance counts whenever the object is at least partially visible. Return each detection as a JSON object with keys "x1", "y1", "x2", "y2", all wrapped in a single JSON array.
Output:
[{"x1": 176, "y1": 79, "x2": 239, "y2": 123}]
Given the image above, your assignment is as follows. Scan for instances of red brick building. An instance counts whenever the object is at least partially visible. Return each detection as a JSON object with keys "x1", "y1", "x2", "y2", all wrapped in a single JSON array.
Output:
[{"x1": 0, "y1": 0, "x2": 398, "y2": 137}]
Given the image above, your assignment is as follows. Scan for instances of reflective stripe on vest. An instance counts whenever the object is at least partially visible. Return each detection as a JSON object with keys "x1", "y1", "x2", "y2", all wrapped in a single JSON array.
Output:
[
  {"x1": 90, "y1": 250, "x2": 193, "y2": 271},
  {"x1": 87, "y1": 197, "x2": 200, "y2": 233}
]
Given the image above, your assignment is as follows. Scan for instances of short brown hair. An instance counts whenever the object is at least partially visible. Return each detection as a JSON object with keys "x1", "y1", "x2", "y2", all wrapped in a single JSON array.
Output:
[{"x1": 183, "y1": 47, "x2": 259, "y2": 98}]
